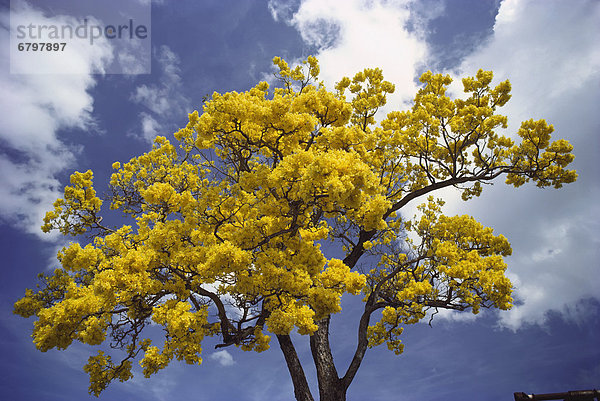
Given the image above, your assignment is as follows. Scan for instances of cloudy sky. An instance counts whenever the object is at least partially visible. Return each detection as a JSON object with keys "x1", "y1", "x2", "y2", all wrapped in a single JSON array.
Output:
[{"x1": 1, "y1": 0, "x2": 598, "y2": 400}]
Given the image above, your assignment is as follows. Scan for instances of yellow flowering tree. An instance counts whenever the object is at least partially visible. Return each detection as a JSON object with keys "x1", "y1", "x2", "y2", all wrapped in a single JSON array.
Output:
[{"x1": 15, "y1": 56, "x2": 576, "y2": 401}]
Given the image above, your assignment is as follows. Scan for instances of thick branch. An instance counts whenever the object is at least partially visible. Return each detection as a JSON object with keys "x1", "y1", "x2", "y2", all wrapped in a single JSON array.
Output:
[
  {"x1": 341, "y1": 304, "x2": 377, "y2": 389},
  {"x1": 277, "y1": 335, "x2": 315, "y2": 401},
  {"x1": 384, "y1": 173, "x2": 502, "y2": 219},
  {"x1": 194, "y1": 286, "x2": 236, "y2": 344},
  {"x1": 310, "y1": 317, "x2": 346, "y2": 401},
  {"x1": 344, "y1": 172, "x2": 505, "y2": 270}
]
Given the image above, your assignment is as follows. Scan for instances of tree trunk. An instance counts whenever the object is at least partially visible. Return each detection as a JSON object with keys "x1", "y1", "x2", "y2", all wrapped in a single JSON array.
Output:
[
  {"x1": 276, "y1": 334, "x2": 315, "y2": 401},
  {"x1": 310, "y1": 317, "x2": 347, "y2": 401},
  {"x1": 340, "y1": 306, "x2": 373, "y2": 393}
]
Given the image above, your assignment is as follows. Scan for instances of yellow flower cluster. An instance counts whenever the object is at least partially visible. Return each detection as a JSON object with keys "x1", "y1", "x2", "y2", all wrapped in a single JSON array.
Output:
[
  {"x1": 506, "y1": 119, "x2": 577, "y2": 188},
  {"x1": 267, "y1": 300, "x2": 318, "y2": 335},
  {"x1": 84, "y1": 351, "x2": 133, "y2": 396},
  {"x1": 409, "y1": 197, "x2": 513, "y2": 311},
  {"x1": 140, "y1": 300, "x2": 208, "y2": 375},
  {"x1": 41, "y1": 170, "x2": 103, "y2": 235},
  {"x1": 367, "y1": 306, "x2": 405, "y2": 355},
  {"x1": 240, "y1": 326, "x2": 271, "y2": 352}
]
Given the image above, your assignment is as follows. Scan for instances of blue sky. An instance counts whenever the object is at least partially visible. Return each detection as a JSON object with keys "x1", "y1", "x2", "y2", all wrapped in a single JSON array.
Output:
[{"x1": 1, "y1": 0, "x2": 599, "y2": 400}]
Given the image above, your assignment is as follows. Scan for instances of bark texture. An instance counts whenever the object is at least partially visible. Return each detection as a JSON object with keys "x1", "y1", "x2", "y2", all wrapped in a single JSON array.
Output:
[
  {"x1": 310, "y1": 317, "x2": 347, "y2": 401},
  {"x1": 277, "y1": 334, "x2": 315, "y2": 401}
]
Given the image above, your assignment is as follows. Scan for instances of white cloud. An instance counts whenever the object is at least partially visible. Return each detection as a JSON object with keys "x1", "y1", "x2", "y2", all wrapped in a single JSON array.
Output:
[
  {"x1": 132, "y1": 86, "x2": 172, "y2": 115},
  {"x1": 270, "y1": 0, "x2": 430, "y2": 110},
  {"x1": 130, "y1": 45, "x2": 191, "y2": 143},
  {"x1": 139, "y1": 112, "x2": 162, "y2": 143},
  {"x1": 267, "y1": 0, "x2": 300, "y2": 22},
  {"x1": 445, "y1": 0, "x2": 600, "y2": 329},
  {"x1": 210, "y1": 350, "x2": 236, "y2": 367},
  {"x1": 9, "y1": 1, "x2": 114, "y2": 75},
  {"x1": 116, "y1": 38, "x2": 151, "y2": 75},
  {"x1": 0, "y1": 4, "x2": 111, "y2": 238}
]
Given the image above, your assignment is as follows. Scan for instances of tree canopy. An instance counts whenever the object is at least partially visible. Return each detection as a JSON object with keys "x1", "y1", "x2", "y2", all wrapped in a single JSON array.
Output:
[{"x1": 15, "y1": 56, "x2": 576, "y2": 400}]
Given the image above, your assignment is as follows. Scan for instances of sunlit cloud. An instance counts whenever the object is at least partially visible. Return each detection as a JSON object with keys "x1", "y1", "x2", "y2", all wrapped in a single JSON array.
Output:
[
  {"x1": 447, "y1": 0, "x2": 600, "y2": 329},
  {"x1": 130, "y1": 45, "x2": 191, "y2": 143},
  {"x1": 210, "y1": 349, "x2": 236, "y2": 367},
  {"x1": 268, "y1": 0, "x2": 430, "y2": 112},
  {"x1": 0, "y1": 4, "x2": 111, "y2": 239}
]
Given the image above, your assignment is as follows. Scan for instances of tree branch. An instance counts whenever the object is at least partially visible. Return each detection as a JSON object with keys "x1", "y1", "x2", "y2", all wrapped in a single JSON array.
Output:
[
  {"x1": 310, "y1": 317, "x2": 346, "y2": 400},
  {"x1": 276, "y1": 334, "x2": 315, "y2": 401}
]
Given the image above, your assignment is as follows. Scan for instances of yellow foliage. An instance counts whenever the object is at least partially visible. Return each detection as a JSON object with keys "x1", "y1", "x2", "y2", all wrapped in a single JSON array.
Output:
[
  {"x1": 42, "y1": 170, "x2": 103, "y2": 235},
  {"x1": 15, "y1": 56, "x2": 576, "y2": 395}
]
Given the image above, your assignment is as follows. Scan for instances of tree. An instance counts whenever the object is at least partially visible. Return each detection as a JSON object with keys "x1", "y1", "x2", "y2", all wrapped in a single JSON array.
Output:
[{"x1": 14, "y1": 56, "x2": 576, "y2": 401}]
